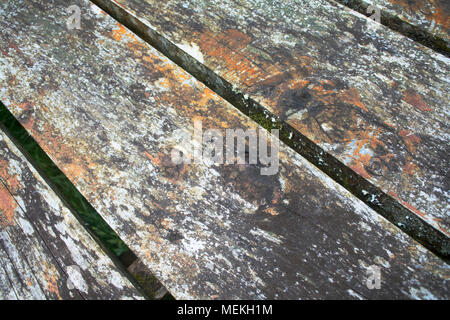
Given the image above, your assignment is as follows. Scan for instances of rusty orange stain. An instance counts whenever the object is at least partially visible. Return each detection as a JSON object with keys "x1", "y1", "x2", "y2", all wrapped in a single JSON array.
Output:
[
  {"x1": 264, "y1": 207, "x2": 279, "y2": 216},
  {"x1": 144, "y1": 151, "x2": 161, "y2": 166},
  {"x1": 383, "y1": 121, "x2": 395, "y2": 128},
  {"x1": 225, "y1": 29, "x2": 252, "y2": 50},
  {"x1": 399, "y1": 129, "x2": 421, "y2": 153},
  {"x1": 350, "y1": 163, "x2": 372, "y2": 180},
  {"x1": 402, "y1": 158, "x2": 418, "y2": 175},
  {"x1": 43, "y1": 262, "x2": 62, "y2": 300},
  {"x1": 402, "y1": 90, "x2": 432, "y2": 112},
  {"x1": 29, "y1": 122, "x2": 91, "y2": 185},
  {"x1": 197, "y1": 31, "x2": 263, "y2": 87},
  {"x1": 433, "y1": 2, "x2": 450, "y2": 29},
  {"x1": 6, "y1": 175, "x2": 22, "y2": 194},
  {"x1": 111, "y1": 23, "x2": 138, "y2": 43},
  {"x1": 339, "y1": 88, "x2": 368, "y2": 112},
  {"x1": 344, "y1": 126, "x2": 387, "y2": 179},
  {"x1": 0, "y1": 186, "x2": 17, "y2": 227}
]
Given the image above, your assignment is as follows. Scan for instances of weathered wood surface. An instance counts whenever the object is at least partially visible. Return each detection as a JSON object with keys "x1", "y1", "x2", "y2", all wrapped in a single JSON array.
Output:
[
  {"x1": 335, "y1": 0, "x2": 449, "y2": 48},
  {"x1": 0, "y1": 128, "x2": 144, "y2": 299},
  {"x1": 93, "y1": 0, "x2": 450, "y2": 244},
  {"x1": 0, "y1": 0, "x2": 449, "y2": 299}
]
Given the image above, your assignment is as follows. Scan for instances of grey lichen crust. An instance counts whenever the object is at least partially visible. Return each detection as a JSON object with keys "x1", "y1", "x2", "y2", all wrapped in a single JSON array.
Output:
[{"x1": 0, "y1": 0, "x2": 448, "y2": 299}]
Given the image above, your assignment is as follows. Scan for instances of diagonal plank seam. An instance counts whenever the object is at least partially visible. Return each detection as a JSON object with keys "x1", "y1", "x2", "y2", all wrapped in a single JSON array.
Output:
[
  {"x1": 0, "y1": 176, "x2": 86, "y2": 299},
  {"x1": 0, "y1": 106, "x2": 152, "y2": 300},
  {"x1": 0, "y1": 256, "x2": 19, "y2": 299},
  {"x1": 0, "y1": 232, "x2": 48, "y2": 299},
  {"x1": 90, "y1": 0, "x2": 450, "y2": 261},
  {"x1": 330, "y1": 0, "x2": 449, "y2": 57}
]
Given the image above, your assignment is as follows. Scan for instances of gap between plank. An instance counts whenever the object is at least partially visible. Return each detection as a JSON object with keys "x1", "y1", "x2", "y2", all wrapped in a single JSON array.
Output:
[
  {"x1": 0, "y1": 101, "x2": 164, "y2": 299},
  {"x1": 330, "y1": 0, "x2": 449, "y2": 57}
]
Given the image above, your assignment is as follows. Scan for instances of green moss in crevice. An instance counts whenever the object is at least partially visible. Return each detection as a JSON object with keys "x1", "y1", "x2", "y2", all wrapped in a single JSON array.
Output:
[{"x1": 0, "y1": 101, "x2": 129, "y2": 257}]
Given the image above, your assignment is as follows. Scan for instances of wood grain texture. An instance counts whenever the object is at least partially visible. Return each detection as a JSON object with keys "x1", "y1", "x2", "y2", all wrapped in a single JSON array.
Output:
[
  {"x1": 0, "y1": 0, "x2": 448, "y2": 299},
  {"x1": 0, "y1": 129, "x2": 144, "y2": 300},
  {"x1": 335, "y1": 0, "x2": 449, "y2": 48},
  {"x1": 92, "y1": 0, "x2": 450, "y2": 244}
]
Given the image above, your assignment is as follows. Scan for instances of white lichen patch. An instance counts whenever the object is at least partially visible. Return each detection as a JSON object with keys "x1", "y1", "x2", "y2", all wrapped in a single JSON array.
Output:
[{"x1": 176, "y1": 42, "x2": 205, "y2": 64}]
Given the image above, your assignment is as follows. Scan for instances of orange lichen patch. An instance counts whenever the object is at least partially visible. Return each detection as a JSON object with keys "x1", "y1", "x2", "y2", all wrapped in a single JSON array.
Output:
[
  {"x1": 64, "y1": 162, "x2": 90, "y2": 184},
  {"x1": 157, "y1": 77, "x2": 171, "y2": 89},
  {"x1": 142, "y1": 55, "x2": 155, "y2": 64},
  {"x1": 343, "y1": 126, "x2": 387, "y2": 179},
  {"x1": 402, "y1": 158, "x2": 418, "y2": 175},
  {"x1": 0, "y1": 158, "x2": 23, "y2": 194},
  {"x1": 193, "y1": 87, "x2": 222, "y2": 109},
  {"x1": 379, "y1": 152, "x2": 395, "y2": 165},
  {"x1": 389, "y1": 0, "x2": 424, "y2": 13},
  {"x1": 28, "y1": 122, "x2": 91, "y2": 185},
  {"x1": 289, "y1": 79, "x2": 310, "y2": 90},
  {"x1": 203, "y1": 87, "x2": 221, "y2": 102},
  {"x1": 298, "y1": 55, "x2": 314, "y2": 72},
  {"x1": 350, "y1": 162, "x2": 372, "y2": 180},
  {"x1": 257, "y1": 72, "x2": 290, "y2": 90},
  {"x1": 161, "y1": 218, "x2": 175, "y2": 229},
  {"x1": 0, "y1": 158, "x2": 9, "y2": 178},
  {"x1": 383, "y1": 121, "x2": 395, "y2": 128},
  {"x1": 17, "y1": 101, "x2": 32, "y2": 110},
  {"x1": 43, "y1": 262, "x2": 62, "y2": 300},
  {"x1": 402, "y1": 90, "x2": 432, "y2": 112},
  {"x1": 0, "y1": 186, "x2": 17, "y2": 227},
  {"x1": 111, "y1": 23, "x2": 138, "y2": 43},
  {"x1": 127, "y1": 41, "x2": 146, "y2": 57},
  {"x1": 6, "y1": 175, "x2": 22, "y2": 194},
  {"x1": 310, "y1": 85, "x2": 330, "y2": 94},
  {"x1": 225, "y1": 29, "x2": 252, "y2": 50},
  {"x1": 339, "y1": 88, "x2": 368, "y2": 112},
  {"x1": 197, "y1": 31, "x2": 264, "y2": 87},
  {"x1": 173, "y1": 68, "x2": 191, "y2": 84},
  {"x1": 144, "y1": 151, "x2": 161, "y2": 166},
  {"x1": 22, "y1": 114, "x2": 35, "y2": 131},
  {"x1": 264, "y1": 207, "x2": 279, "y2": 216},
  {"x1": 433, "y1": 2, "x2": 450, "y2": 29},
  {"x1": 399, "y1": 129, "x2": 421, "y2": 153}
]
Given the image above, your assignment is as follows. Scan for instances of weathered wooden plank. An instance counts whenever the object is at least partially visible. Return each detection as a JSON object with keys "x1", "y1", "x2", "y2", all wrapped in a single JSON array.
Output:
[
  {"x1": 335, "y1": 0, "x2": 449, "y2": 49},
  {"x1": 0, "y1": 129, "x2": 144, "y2": 299},
  {"x1": 0, "y1": 0, "x2": 448, "y2": 299},
  {"x1": 0, "y1": 259, "x2": 18, "y2": 300},
  {"x1": 0, "y1": 219, "x2": 48, "y2": 299},
  {"x1": 0, "y1": 220, "x2": 74, "y2": 299},
  {"x1": 92, "y1": 0, "x2": 450, "y2": 250},
  {"x1": 0, "y1": 235, "x2": 35, "y2": 300}
]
